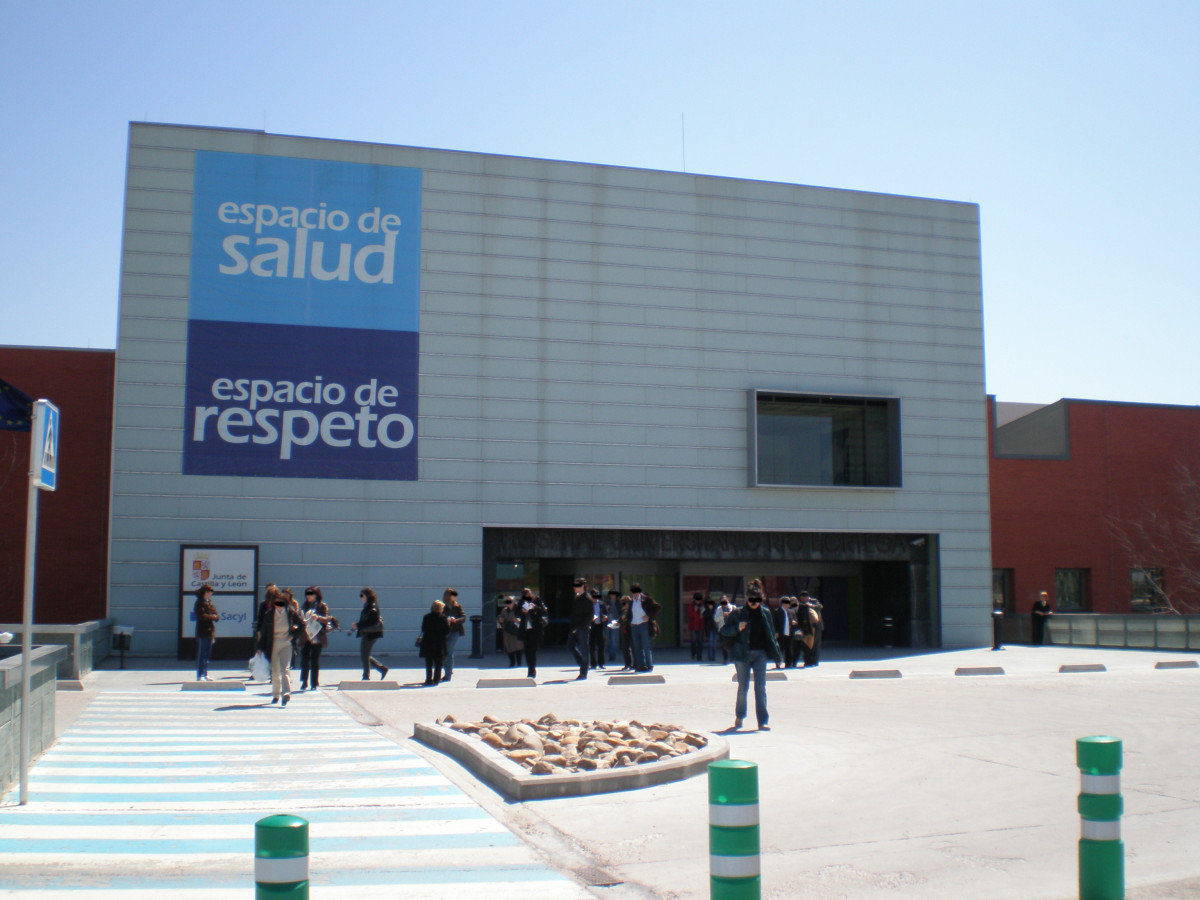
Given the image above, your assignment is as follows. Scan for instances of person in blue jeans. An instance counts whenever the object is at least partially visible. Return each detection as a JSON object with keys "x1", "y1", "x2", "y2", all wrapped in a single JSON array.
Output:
[
  {"x1": 628, "y1": 584, "x2": 661, "y2": 672},
  {"x1": 193, "y1": 584, "x2": 219, "y2": 681},
  {"x1": 720, "y1": 591, "x2": 782, "y2": 731}
]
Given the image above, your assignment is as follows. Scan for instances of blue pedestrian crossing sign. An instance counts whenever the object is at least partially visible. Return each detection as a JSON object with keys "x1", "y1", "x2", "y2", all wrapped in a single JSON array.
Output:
[{"x1": 31, "y1": 400, "x2": 60, "y2": 491}]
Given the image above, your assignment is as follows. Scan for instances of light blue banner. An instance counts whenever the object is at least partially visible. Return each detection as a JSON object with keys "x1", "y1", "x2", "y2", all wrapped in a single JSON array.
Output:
[{"x1": 189, "y1": 152, "x2": 421, "y2": 332}]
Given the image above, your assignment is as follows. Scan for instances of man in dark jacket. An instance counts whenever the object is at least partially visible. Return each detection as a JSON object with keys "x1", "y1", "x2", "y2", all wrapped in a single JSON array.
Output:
[
  {"x1": 720, "y1": 591, "x2": 782, "y2": 731},
  {"x1": 568, "y1": 578, "x2": 593, "y2": 680}
]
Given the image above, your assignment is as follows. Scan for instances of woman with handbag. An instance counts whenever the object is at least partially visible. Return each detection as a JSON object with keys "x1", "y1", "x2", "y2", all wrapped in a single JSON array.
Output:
[
  {"x1": 350, "y1": 588, "x2": 389, "y2": 681},
  {"x1": 256, "y1": 585, "x2": 304, "y2": 706},
  {"x1": 419, "y1": 599, "x2": 450, "y2": 685},
  {"x1": 498, "y1": 597, "x2": 524, "y2": 667},
  {"x1": 299, "y1": 586, "x2": 335, "y2": 690}
]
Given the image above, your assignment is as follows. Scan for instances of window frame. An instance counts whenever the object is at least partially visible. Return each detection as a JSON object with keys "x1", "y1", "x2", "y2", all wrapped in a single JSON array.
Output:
[
  {"x1": 1054, "y1": 568, "x2": 1090, "y2": 612},
  {"x1": 748, "y1": 389, "x2": 902, "y2": 489}
]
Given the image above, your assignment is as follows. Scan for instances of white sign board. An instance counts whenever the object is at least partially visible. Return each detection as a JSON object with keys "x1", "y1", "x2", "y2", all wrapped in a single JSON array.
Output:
[{"x1": 181, "y1": 546, "x2": 256, "y2": 593}]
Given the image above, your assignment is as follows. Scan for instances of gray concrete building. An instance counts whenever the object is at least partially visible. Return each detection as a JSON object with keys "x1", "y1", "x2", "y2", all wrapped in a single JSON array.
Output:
[{"x1": 111, "y1": 122, "x2": 990, "y2": 656}]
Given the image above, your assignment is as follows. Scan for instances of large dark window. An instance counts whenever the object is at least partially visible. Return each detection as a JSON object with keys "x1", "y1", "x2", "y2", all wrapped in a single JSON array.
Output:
[{"x1": 752, "y1": 392, "x2": 900, "y2": 487}]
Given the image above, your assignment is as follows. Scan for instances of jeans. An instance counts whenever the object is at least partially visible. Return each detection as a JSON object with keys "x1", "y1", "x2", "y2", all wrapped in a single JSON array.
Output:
[
  {"x1": 196, "y1": 637, "x2": 213, "y2": 679},
  {"x1": 300, "y1": 643, "x2": 322, "y2": 688},
  {"x1": 733, "y1": 649, "x2": 771, "y2": 727},
  {"x1": 569, "y1": 627, "x2": 589, "y2": 677},
  {"x1": 606, "y1": 623, "x2": 620, "y2": 661},
  {"x1": 360, "y1": 636, "x2": 385, "y2": 679},
  {"x1": 706, "y1": 629, "x2": 717, "y2": 662},
  {"x1": 631, "y1": 621, "x2": 653, "y2": 670},
  {"x1": 444, "y1": 631, "x2": 461, "y2": 678}
]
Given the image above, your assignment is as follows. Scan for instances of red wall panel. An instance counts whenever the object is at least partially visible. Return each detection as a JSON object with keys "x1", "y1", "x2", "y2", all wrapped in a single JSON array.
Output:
[
  {"x1": 0, "y1": 348, "x2": 114, "y2": 624},
  {"x1": 990, "y1": 397, "x2": 1200, "y2": 614}
]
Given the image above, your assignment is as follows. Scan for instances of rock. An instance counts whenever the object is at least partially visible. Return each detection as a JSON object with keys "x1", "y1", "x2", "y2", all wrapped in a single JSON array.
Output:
[
  {"x1": 481, "y1": 714, "x2": 500, "y2": 724},
  {"x1": 505, "y1": 749, "x2": 539, "y2": 763},
  {"x1": 441, "y1": 714, "x2": 456, "y2": 724},
  {"x1": 530, "y1": 760, "x2": 558, "y2": 775},
  {"x1": 480, "y1": 733, "x2": 505, "y2": 749},
  {"x1": 635, "y1": 750, "x2": 660, "y2": 764}
]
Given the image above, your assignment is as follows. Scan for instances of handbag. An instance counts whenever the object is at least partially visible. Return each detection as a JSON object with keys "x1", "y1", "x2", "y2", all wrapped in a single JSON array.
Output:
[{"x1": 503, "y1": 621, "x2": 520, "y2": 636}]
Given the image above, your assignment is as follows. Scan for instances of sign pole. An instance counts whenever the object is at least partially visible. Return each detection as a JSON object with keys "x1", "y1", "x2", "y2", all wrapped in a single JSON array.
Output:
[
  {"x1": 18, "y1": 466, "x2": 40, "y2": 805},
  {"x1": 19, "y1": 400, "x2": 59, "y2": 806}
]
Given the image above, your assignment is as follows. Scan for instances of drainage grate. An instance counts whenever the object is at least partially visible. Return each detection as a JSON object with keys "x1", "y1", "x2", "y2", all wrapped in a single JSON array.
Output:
[{"x1": 575, "y1": 866, "x2": 624, "y2": 887}]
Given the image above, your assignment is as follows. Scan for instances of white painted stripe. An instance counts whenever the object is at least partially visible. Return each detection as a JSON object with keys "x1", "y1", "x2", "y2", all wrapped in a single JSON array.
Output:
[
  {"x1": 1081, "y1": 773, "x2": 1120, "y2": 795},
  {"x1": 709, "y1": 803, "x2": 759, "y2": 827},
  {"x1": 35, "y1": 759, "x2": 428, "y2": 776},
  {"x1": 23, "y1": 775, "x2": 448, "y2": 793},
  {"x1": 0, "y1": 881, "x2": 591, "y2": 900},
  {"x1": 710, "y1": 854, "x2": 760, "y2": 878},
  {"x1": 255, "y1": 854, "x2": 308, "y2": 884},
  {"x1": 9, "y1": 796, "x2": 479, "y2": 812},
  {"x1": 1081, "y1": 819, "x2": 1121, "y2": 841},
  {"x1": 0, "y1": 819, "x2": 507, "y2": 841}
]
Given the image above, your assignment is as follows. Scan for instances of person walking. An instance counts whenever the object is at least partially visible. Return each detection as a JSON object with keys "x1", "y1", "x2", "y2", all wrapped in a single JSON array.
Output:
[
  {"x1": 256, "y1": 585, "x2": 303, "y2": 706},
  {"x1": 567, "y1": 578, "x2": 592, "y2": 680},
  {"x1": 799, "y1": 591, "x2": 824, "y2": 667},
  {"x1": 617, "y1": 595, "x2": 635, "y2": 670},
  {"x1": 517, "y1": 589, "x2": 547, "y2": 679},
  {"x1": 419, "y1": 599, "x2": 450, "y2": 685},
  {"x1": 720, "y1": 589, "x2": 782, "y2": 731},
  {"x1": 441, "y1": 589, "x2": 465, "y2": 683},
  {"x1": 193, "y1": 584, "x2": 219, "y2": 682},
  {"x1": 350, "y1": 588, "x2": 389, "y2": 681},
  {"x1": 299, "y1": 586, "x2": 334, "y2": 690},
  {"x1": 498, "y1": 597, "x2": 524, "y2": 667}
]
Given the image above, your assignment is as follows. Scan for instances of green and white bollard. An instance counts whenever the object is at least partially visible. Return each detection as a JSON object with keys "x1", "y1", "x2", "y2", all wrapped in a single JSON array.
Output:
[
  {"x1": 1077, "y1": 736, "x2": 1123, "y2": 900},
  {"x1": 255, "y1": 814, "x2": 309, "y2": 898},
  {"x1": 708, "y1": 759, "x2": 760, "y2": 900}
]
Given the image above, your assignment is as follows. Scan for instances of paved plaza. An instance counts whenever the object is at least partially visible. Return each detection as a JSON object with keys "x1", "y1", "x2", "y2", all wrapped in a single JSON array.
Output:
[{"x1": 2, "y1": 644, "x2": 1198, "y2": 899}]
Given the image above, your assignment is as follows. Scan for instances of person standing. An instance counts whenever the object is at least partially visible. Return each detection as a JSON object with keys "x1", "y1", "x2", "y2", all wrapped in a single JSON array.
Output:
[
  {"x1": 605, "y1": 589, "x2": 622, "y2": 662},
  {"x1": 498, "y1": 597, "x2": 524, "y2": 667},
  {"x1": 703, "y1": 598, "x2": 718, "y2": 662},
  {"x1": 350, "y1": 588, "x2": 389, "y2": 681},
  {"x1": 588, "y1": 589, "x2": 609, "y2": 670},
  {"x1": 518, "y1": 589, "x2": 547, "y2": 679},
  {"x1": 799, "y1": 591, "x2": 823, "y2": 667},
  {"x1": 775, "y1": 597, "x2": 798, "y2": 669},
  {"x1": 299, "y1": 586, "x2": 334, "y2": 691},
  {"x1": 256, "y1": 585, "x2": 303, "y2": 706},
  {"x1": 419, "y1": 600, "x2": 450, "y2": 685},
  {"x1": 441, "y1": 589, "x2": 465, "y2": 683},
  {"x1": 720, "y1": 589, "x2": 782, "y2": 730},
  {"x1": 193, "y1": 584, "x2": 219, "y2": 682},
  {"x1": 714, "y1": 595, "x2": 733, "y2": 664},
  {"x1": 628, "y1": 584, "x2": 661, "y2": 672},
  {"x1": 568, "y1": 578, "x2": 592, "y2": 681},
  {"x1": 1031, "y1": 591, "x2": 1054, "y2": 645},
  {"x1": 687, "y1": 593, "x2": 705, "y2": 661}
]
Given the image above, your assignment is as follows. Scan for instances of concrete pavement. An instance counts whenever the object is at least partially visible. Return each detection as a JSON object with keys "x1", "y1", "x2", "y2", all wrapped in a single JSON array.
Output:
[{"x1": 5, "y1": 644, "x2": 1200, "y2": 899}]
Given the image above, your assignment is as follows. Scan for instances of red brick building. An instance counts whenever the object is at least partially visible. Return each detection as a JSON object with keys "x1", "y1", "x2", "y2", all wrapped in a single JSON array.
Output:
[
  {"x1": 0, "y1": 347, "x2": 115, "y2": 624},
  {"x1": 989, "y1": 397, "x2": 1200, "y2": 619}
]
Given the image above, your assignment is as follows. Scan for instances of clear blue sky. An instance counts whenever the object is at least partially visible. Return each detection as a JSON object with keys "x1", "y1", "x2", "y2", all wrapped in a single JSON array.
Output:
[{"x1": 2, "y1": 1, "x2": 1196, "y2": 405}]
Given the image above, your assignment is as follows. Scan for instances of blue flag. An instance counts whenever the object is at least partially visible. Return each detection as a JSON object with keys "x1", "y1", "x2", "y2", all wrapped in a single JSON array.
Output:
[{"x1": 0, "y1": 376, "x2": 33, "y2": 431}]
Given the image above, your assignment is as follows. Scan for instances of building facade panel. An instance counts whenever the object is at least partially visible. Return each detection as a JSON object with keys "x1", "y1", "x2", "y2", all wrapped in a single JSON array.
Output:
[{"x1": 107, "y1": 123, "x2": 990, "y2": 654}]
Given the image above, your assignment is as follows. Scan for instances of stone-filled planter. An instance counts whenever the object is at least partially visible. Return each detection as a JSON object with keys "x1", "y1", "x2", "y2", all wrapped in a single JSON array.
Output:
[{"x1": 413, "y1": 712, "x2": 729, "y2": 802}]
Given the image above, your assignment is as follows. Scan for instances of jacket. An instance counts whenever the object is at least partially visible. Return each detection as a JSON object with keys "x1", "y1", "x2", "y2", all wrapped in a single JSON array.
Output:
[
  {"x1": 719, "y1": 604, "x2": 782, "y2": 664},
  {"x1": 194, "y1": 598, "x2": 219, "y2": 639},
  {"x1": 419, "y1": 611, "x2": 450, "y2": 658},
  {"x1": 256, "y1": 603, "x2": 303, "y2": 655}
]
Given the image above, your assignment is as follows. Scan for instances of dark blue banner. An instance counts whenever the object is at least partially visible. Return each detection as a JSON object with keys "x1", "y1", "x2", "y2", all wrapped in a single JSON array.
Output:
[{"x1": 184, "y1": 321, "x2": 418, "y2": 480}]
